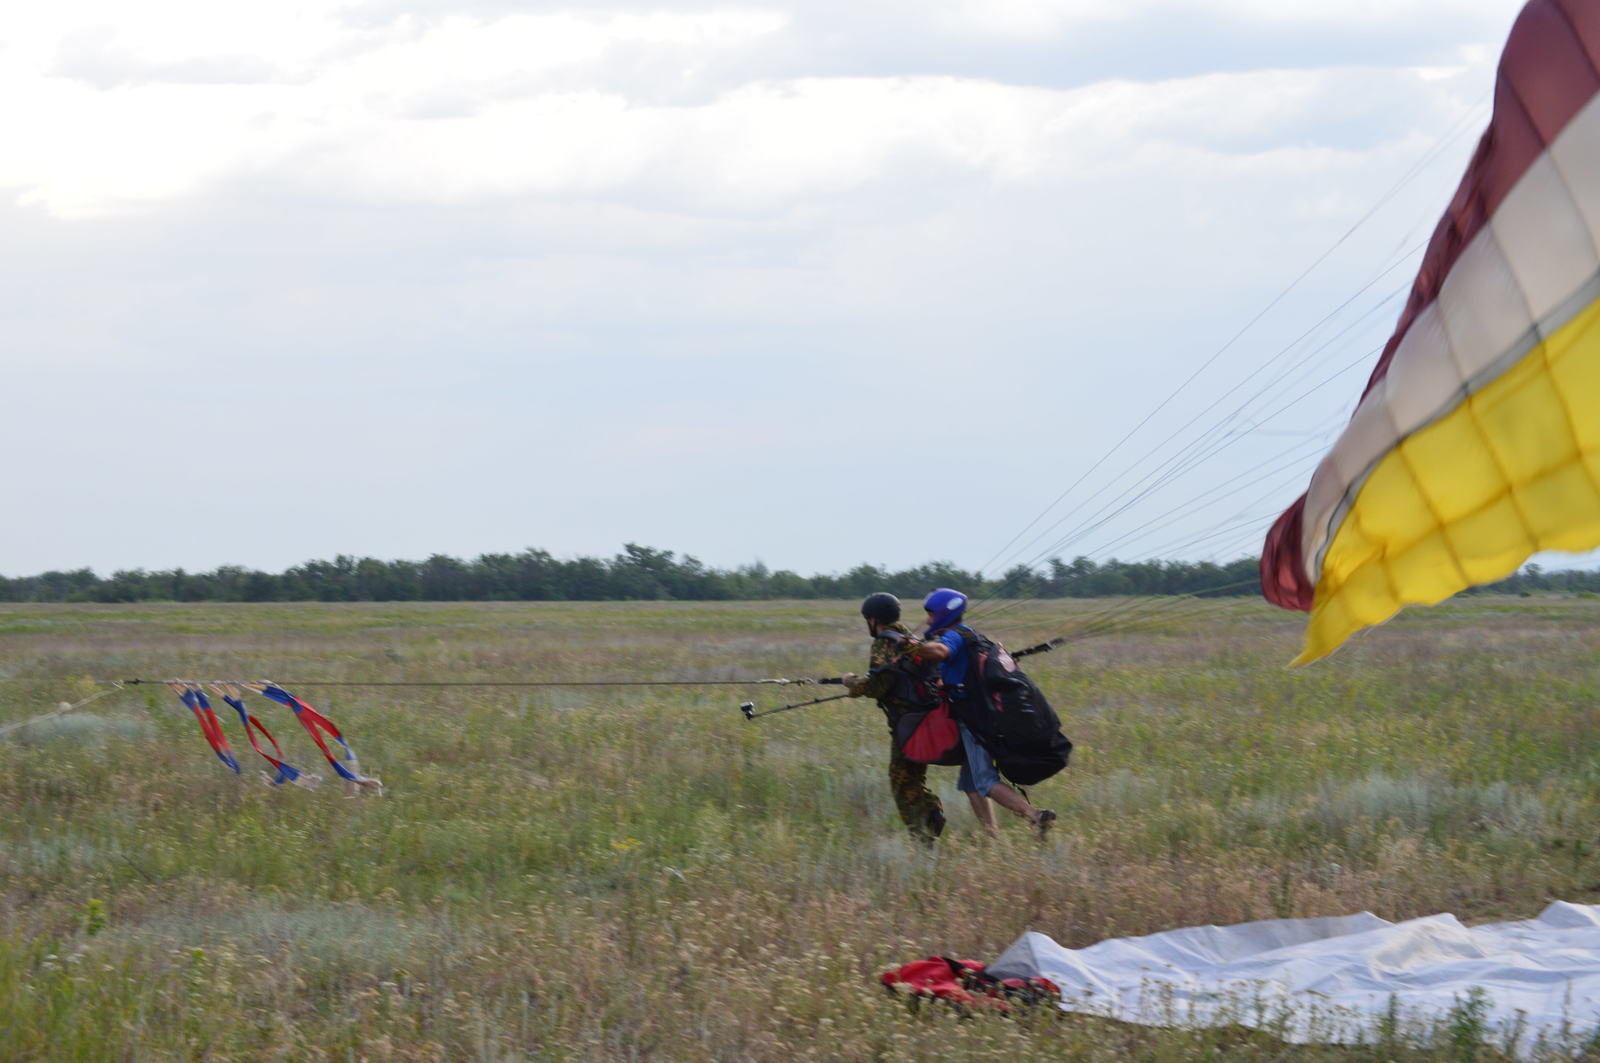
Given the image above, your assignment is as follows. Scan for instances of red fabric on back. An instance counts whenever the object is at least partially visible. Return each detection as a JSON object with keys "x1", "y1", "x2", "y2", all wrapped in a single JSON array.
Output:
[{"x1": 901, "y1": 704, "x2": 962, "y2": 764}]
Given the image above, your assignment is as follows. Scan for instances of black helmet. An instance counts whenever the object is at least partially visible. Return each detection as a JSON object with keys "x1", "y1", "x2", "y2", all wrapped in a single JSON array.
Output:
[{"x1": 860, "y1": 592, "x2": 901, "y2": 623}]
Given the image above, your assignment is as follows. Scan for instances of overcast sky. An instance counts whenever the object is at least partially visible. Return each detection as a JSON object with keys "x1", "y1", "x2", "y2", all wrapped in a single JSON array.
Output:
[{"x1": 1, "y1": 0, "x2": 1531, "y2": 579}]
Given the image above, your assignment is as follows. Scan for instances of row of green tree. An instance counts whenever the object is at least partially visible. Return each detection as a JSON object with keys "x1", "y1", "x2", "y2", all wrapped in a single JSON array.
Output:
[
  {"x1": 3, "y1": 546, "x2": 1580, "y2": 604},
  {"x1": 0, "y1": 545, "x2": 1268, "y2": 603}
]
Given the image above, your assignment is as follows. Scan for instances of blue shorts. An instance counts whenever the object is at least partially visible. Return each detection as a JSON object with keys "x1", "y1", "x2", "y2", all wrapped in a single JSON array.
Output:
[{"x1": 956, "y1": 722, "x2": 1001, "y2": 795}]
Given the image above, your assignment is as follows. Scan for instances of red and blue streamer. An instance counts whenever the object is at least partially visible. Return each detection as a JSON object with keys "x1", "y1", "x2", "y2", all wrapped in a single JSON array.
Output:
[
  {"x1": 256, "y1": 684, "x2": 379, "y2": 787},
  {"x1": 175, "y1": 686, "x2": 240, "y2": 774},
  {"x1": 218, "y1": 691, "x2": 307, "y2": 786}
]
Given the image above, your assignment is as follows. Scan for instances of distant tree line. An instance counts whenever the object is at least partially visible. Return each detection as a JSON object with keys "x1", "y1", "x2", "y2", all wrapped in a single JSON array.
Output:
[
  {"x1": 0, "y1": 544, "x2": 1269, "y2": 603},
  {"x1": 1459, "y1": 562, "x2": 1600, "y2": 596},
  {"x1": 2, "y1": 546, "x2": 1584, "y2": 604}
]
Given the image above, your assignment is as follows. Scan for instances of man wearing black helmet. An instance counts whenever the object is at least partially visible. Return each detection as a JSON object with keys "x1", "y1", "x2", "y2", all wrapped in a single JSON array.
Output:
[{"x1": 841, "y1": 592, "x2": 947, "y2": 843}]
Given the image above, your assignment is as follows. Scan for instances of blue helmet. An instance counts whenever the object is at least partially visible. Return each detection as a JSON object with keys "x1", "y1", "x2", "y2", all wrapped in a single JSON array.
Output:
[{"x1": 923, "y1": 588, "x2": 968, "y2": 633}]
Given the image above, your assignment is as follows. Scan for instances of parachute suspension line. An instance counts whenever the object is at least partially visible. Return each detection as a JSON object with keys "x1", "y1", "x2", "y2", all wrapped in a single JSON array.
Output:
[
  {"x1": 1061, "y1": 444, "x2": 1332, "y2": 574},
  {"x1": 964, "y1": 393, "x2": 1356, "y2": 626},
  {"x1": 973, "y1": 98, "x2": 1489, "y2": 585},
  {"x1": 1102, "y1": 433, "x2": 1369, "y2": 566},
  {"x1": 979, "y1": 310, "x2": 1395, "y2": 614},
  {"x1": 117, "y1": 676, "x2": 831, "y2": 688},
  {"x1": 966, "y1": 578, "x2": 1268, "y2": 668},
  {"x1": 966, "y1": 444, "x2": 1329, "y2": 629},
  {"x1": 0, "y1": 682, "x2": 126, "y2": 740},
  {"x1": 971, "y1": 571, "x2": 1264, "y2": 636},
  {"x1": 1046, "y1": 431, "x2": 1332, "y2": 566},
  {"x1": 966, "y1": 398, "x2": 1344, "y2": 630},
  {"x1": 1055, "y1": 597, "x2": 1249, "y2": 649},
  {"x1": 973, "y1": 269, "x2": 1413, "y2": 623},
  {"x1": 982, "y1": 261, "x2": 1422, "y2": 602},
  {"x1": 1056, "y1": 391, "x2": 1363, "y2": 568},
  {"x1": 1058, "y1": 577, "x2": 1266, "y2": 640}
]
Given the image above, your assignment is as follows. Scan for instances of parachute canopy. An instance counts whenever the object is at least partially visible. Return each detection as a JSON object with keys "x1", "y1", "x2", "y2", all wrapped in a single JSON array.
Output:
[
  {"x1": 1263, "y1": 0, "x2": 1600, "y2": 663},
  {"x1": 977, "y1": 901, "x2": 1600, "y2": 1054}
]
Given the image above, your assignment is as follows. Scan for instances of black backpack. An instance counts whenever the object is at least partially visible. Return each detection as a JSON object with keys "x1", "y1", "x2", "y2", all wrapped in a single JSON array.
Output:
[{"x1": 945, "y1": 627, "x2": 1071, "y2": 786}]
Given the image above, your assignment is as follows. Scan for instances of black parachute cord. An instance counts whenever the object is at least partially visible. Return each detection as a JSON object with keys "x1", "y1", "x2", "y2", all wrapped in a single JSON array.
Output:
[
  {"x1": 977, "y1": 97, "x2": 1491, "y2": 608},
  {"x1": 1056, "y1": 577, "x2": 1266, "y2": 641},
  {"x1": 1061, "y1": 424, "x2": 1342, "y2": 570},
  {"x1": 979, "y1": 574, "x2": 1264, "y2": 645},
  {"x1": 980, "y1": 263, "x2": 1417, "y2": 597},
  {"x1": 988, "y1": 577, "x2": 1267, "y2": 661},
  {"x1": 971, "y1": 323, "x2": 1385, "y2": 617},
  {"x1": 113, "y1": 678, "x2": 842, "y2": 689},
  {"x1": 969, "y1": 498, "x2": 1287, "y2": 632},
  {"x1": 1062, "y1": 340, "x2": 1387, "y2": 568},
  {"x1": 1131, "y1": 513, "x2": 1279, "y2": 563},
  {"x1": 980, "y1": 230, "x2": 1417, "y2": 596},
  {"x1": 963, "y1": 426, "x2": 1337, "y2": 628},
  {"x1": 1078, "y1": 463, "x2": 1316, "y2": 567},
  {"x1": 971, "y1": 469, "x2": 1303, "y2": 630},
  {"x1": 741, "y1": 691, "x2": 853, "y2": 719},
  {"x1": 1087, "y1": 459, "x2": 1329, "y2": 568},
  {"x1": 1076, "y1": 336, "x2": 1382, "y2": 556},
  {"x1": 973, "y1": 98, "x2": 1487, "y2": 586},
  {"x1": 967, "y1": 493, "x2": 1297, "y2": 633},
  {"x1": 1054, "y1": 596, "x2": 1244, "y2": 647},
  {"x1": 1055, "y1": 435, "x2": 1332, "y2": 565},
  {"x1": 973, "y1": 291, "x2": 1394, "y2": 612},
  {"x1": 964, "y1": 450, "x2": 1306, "y2": 630},
  {"x1": 964, "y1": 436, "x2": 1322, "y2": 629},
  {"x1": 1203, "y1": 521, "x2": 1292, "y2": 569}
]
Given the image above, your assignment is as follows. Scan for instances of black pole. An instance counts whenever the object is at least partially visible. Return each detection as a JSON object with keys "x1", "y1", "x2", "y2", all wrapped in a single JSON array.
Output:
[{"x1": 740, "y1": 691, "x2": 853, "y2": 720}]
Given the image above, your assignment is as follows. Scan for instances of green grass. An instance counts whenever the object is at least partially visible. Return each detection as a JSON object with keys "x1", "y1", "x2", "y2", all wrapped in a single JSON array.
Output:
[{"x1": 2, "y1": 596, "x2": 1599, "y2": 1060}]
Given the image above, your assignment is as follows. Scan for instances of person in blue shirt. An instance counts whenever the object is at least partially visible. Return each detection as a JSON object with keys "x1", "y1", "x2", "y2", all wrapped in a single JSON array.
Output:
[{"x1": 912, "y1": 587, "x2": 1056, "y2": 838}]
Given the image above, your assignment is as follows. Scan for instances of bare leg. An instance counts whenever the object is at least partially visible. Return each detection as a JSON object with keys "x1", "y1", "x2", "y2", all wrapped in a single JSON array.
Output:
[
  {"x1": 987, "y1": 782, "x2": 1051, "y2": 829},
  {"x1": 965, "y1": 791, "x2": 999, "y2": 838}
]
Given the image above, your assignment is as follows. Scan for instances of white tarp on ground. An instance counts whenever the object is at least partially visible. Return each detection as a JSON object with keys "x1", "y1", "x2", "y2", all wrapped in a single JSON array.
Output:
[{"x1": 985, "y1": 902, "x2": 1600, "y2": 1056}]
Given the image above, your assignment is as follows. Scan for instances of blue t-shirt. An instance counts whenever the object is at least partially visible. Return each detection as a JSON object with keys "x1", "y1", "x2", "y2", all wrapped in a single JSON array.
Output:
[{"x1": 934, "y1": 626, "x2": 971, "y2": 686}]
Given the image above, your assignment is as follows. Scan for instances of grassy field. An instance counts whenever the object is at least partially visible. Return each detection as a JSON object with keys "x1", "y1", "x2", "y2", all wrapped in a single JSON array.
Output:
[{"x1": 3, "y1": 595, "x2": 1600, "y2": 1061}]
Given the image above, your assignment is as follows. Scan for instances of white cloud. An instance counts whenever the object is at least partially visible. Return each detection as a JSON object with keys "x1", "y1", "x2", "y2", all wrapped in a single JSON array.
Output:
[
  {"x1": 934, "y1": 0, "x2": 1517, "y2": 38},
  {"x1": 1, "y1": 58, "x2": 1487, "y2": 218},
  {"x1": 0, "y1": 0, "x2": 1528, "y2": 575},
  {"x1": 1, "y1": 6, "x2": 802, "y2": 216}
]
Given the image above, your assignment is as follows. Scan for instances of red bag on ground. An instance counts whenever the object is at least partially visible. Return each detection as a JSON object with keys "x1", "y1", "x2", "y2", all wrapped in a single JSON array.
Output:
[{"x1": 880, "y1": 956, "x2": 1060, "y2": 1012}]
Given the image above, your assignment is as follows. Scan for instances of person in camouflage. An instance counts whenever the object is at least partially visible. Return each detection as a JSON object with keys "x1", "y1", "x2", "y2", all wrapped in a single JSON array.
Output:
[{"x1": 841, "y1": 592, "x2": 947, "y2": 843}]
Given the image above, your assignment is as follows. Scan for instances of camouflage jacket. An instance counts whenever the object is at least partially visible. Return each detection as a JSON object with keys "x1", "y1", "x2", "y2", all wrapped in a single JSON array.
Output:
[{"x1": 861, "y1": 622, "x2": 942, "y2": 723}]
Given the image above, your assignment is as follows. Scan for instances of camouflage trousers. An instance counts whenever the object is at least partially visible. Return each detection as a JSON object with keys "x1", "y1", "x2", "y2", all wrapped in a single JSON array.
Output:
[{"x1": 889, "y1": 744, "x2": 946, "y2": 843}]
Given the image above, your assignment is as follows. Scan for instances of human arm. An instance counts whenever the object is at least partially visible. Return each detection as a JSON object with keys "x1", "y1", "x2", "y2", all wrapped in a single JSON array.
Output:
[
  {"x1": 913, "y1": 629, "x2": 961, "y2": 663},
  {"x1": 847, "y1": 633, "x2": 926, "y2": 700}
]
